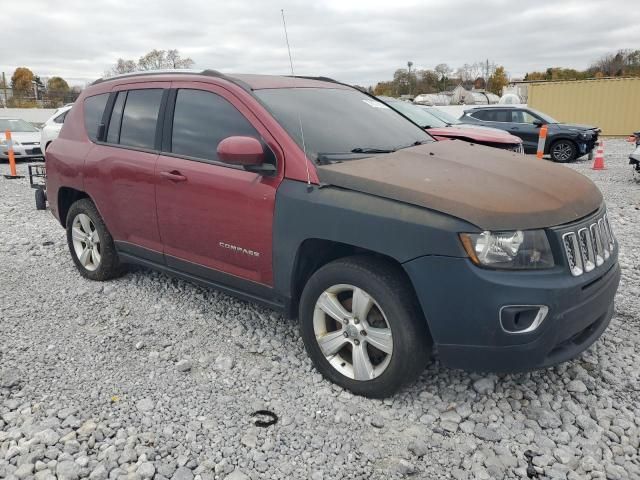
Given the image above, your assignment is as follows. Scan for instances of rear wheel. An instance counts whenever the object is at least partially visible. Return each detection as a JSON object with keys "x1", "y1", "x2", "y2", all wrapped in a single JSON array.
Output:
[
  {"x1": 550, "y1": 140, "x2": 577, "y2": 163},
  {"x1": 299, "y1": 256, "x2": 431, "y2": 398},
  {"x1": 66, "y1": 199, "x2": 124, "y2": 281},
  {"x1": 35, "y1": 189, "x2": 46, "y2": 210}
]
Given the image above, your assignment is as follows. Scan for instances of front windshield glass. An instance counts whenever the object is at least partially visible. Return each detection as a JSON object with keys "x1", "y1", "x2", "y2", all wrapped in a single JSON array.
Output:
[
  {"x1": 255, "y1": 88, "x2": 432, "y2": 162},
  {"x1": 0, "y1": 118, "x2": 38, "y2": 132},
  {"x1": 529, "y1": 108, "x2": 559, "y2": 124},
  {"x1": 381, "y1": 99, "x2": 447, "y2": 128},
  {"x1": 423, "y1": 107, "x2": 461, "y2": 125}
]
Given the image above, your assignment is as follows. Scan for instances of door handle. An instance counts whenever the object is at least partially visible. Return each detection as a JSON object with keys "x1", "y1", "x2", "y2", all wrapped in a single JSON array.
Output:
[{"x1": 160, "y1": 170, "x2": 187, "y2": 182}]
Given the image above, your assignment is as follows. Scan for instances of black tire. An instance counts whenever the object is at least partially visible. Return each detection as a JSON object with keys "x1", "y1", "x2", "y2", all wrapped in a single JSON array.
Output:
[
  {"x1": 66, "y1": 198, "x2": 124, "y2": 281},
  {"x1": 299, "y1": 256, "x2": 431, "y2": 398},
  {"x1": 35, "y1": 189, "x2": 46, "y2": 210},
  {"x1": 550, "y1": 139, "x2": 577, "y2": 163}
]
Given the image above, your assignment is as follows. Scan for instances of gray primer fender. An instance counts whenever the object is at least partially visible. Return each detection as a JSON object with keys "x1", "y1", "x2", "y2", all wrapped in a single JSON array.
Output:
[{"x1": 272, "y1": 179, "x2": 477, "y2": 303}]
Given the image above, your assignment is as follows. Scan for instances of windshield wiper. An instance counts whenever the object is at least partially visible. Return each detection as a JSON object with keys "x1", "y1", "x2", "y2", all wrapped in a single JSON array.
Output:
[
  {"x1": 350, "y1": 147, "x2": 396, "y2": 154},
  {"x1": 396, "y1": 140, "x2": 430, "y2": 150}
]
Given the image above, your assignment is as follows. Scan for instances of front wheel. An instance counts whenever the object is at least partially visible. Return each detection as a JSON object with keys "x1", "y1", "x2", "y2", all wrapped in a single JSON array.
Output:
[
  {"x1": 299, "y1": 256, "x2": 431, "y2": 398},
  {"x1": 66, "y1": 199, "x2": 124, "y2": 281},
  {"x1": 550, "y1": 140, "x2": 577, "y2": 163}
]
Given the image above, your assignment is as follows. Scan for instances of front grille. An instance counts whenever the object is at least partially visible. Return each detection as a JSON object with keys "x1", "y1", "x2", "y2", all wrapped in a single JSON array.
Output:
[
  {"x1": 510, "y1": 144, "x2": 525, "y2": 154},
  {"x1": 562, "y1": 211, "x2": 615, "y2": 276}
]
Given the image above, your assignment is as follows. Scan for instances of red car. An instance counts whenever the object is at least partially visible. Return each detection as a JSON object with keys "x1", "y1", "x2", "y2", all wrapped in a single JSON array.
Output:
[{"x1": 379, "y1": 97, "x2": 524, "y2": 153}]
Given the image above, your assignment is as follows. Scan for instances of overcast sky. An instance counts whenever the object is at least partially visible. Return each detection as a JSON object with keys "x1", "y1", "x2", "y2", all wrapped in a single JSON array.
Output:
[{"x1": 3, "y1": 0, "x2": 640, "y2": 87}]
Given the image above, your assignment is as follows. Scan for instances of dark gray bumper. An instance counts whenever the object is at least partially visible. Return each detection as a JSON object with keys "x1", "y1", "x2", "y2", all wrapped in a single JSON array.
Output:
[{"x1": 403, "y1": 253, "x2": 620, "y2": 372}]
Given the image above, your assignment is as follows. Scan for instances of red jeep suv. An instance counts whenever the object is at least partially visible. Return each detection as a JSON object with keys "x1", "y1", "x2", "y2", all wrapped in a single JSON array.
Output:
[{"x1": 46, "y1": 70, "x2": 620, "y2": 398}]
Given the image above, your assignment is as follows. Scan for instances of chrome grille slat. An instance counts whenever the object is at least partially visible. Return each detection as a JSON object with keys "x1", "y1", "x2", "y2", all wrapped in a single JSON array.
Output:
[{"x1": 563, "y1": 211, "x2": 614, "y2": 276}]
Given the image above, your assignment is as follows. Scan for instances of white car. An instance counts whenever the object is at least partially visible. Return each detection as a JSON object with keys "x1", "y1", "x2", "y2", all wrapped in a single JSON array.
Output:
[
  {"x1": 0, "y1": 117, "x2": 43, "y2": 160},
  {"x1": 40, "y1": 104, "x2": 73, "y2": 153}
]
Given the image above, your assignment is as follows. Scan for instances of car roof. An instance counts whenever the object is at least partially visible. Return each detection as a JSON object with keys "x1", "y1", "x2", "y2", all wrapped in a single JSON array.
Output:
[{"x1": 91, "y1": 69, "x2": 351, "y2": 91}]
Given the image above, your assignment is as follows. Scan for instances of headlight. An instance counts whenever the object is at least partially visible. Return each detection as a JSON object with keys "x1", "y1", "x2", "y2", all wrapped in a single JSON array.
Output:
[
  {"x1": 579, "y1": 132, "x2": 592, "y2": 140},
  {"x1": 460, "y1": 230, "x2": 554, "y2": 270},
  {"x1": 0, "y1": 139, "x2": 7, "y2": 146}
]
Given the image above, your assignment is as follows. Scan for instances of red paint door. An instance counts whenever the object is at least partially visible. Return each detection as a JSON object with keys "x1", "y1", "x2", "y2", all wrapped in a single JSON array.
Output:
[
  {"x1": 84, "y1": 82, "x2": 170, "y2": 255},
  {"x1": 155, "y1": 83, "x2": 284, "y2": 286}
]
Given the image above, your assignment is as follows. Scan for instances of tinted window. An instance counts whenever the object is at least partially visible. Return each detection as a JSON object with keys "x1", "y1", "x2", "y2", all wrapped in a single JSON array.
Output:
[
  {"x1": 482, "y1": 109, "x2": 510, "y2": 122},
  {"x1": 470, "y1": 110, "x2": 487, "y2": 120},
  {"x1": 54, "y1": 110, "x2": 68, "y2": 124},
  {"x1": 107, "y1": 92, "x2": 127, "y2": 144},
  {"x1": 255, "y1": 88, "x2": 431, "y2": 162},
  {"x1": 383, "y1": 99, "x2": 447, "y2": 128},
  {"x1": 119, "y1": 89, "x2": 163, "y2": 149},
  {"x1": 83, "y1": 94, "x2": 109, "y2": 141},
  {"x1": 512, "y1": 110, "x2": 540, "y2": 124},
  {"x1": 171, "y1": 89, "x2": 259, "y2": 162}
]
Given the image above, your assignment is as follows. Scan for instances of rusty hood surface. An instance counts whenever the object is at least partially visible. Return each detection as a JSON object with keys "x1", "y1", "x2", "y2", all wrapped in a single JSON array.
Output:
[{"x1": 317, "y1": 140, "x2": 602, "y2": 230}]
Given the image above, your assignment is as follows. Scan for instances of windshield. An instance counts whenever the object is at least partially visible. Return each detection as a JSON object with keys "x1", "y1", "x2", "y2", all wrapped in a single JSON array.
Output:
[
  {"x1": 0, "y1": 118, "x2": 38, "y2": 132},
  {"x1": 528, "y1": 108, "x2": 559, "y2": 124},
  {"x1": 255, "y1": 88, "x2": 432, "y2": 162},
  {"x1": 380, "y1": 98, "x2": 447, "y2": 128},
  {"x1": 422, "y1": 107, "x2": 461, "y2": 125}
]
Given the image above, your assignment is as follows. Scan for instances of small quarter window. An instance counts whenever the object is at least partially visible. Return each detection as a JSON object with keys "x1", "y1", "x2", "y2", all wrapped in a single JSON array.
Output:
[
  {"x1": 54, "y1": 110, "x2": 68, "y2": 124},
  {"x1": 83, "y1": 94, "x2": 109, "y2": 142}
]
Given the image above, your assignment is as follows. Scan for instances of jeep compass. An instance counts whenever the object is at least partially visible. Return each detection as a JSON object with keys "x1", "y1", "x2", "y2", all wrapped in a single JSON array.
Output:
[{"x1": 45, "y1": 70, "x2": 620, "y2": 398}]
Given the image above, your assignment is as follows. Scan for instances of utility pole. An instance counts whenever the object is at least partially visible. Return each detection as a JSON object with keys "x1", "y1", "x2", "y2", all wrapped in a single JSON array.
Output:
[
  {"x1": 407, "y1": 61, "x2": 413, "y2": 95},
  {"x1": 2, "y1": 72, "x2": 7, "y2": 107}
]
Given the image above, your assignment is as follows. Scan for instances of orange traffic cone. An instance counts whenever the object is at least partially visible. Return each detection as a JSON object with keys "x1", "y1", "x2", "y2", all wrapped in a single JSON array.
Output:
[{"x1": 592, "y1": 140, "x2": 605, "y2": 170}]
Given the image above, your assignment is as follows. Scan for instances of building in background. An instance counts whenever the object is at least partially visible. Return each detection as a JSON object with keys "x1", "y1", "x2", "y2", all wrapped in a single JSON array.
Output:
[{"x1": 527, "y1": 77, "x2": 640, "y2": 135}]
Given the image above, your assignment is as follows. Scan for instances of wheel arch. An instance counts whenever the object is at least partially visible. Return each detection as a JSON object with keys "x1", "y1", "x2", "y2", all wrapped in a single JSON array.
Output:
[
  {"x1": 57, "y1": 187, "x2": 90, "y2": 227},
  {"x1": 287, "y1": 239, "x2": 428, "y2": 332}
]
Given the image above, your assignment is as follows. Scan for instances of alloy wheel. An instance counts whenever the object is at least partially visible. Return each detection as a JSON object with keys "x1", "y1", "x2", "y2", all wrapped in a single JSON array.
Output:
[
  {"x1": 552, "y1": 142, "x2": 573, "y2": 162},
  {"x1": 313, "y1": 284, "x2": 393, "y2": 381},
  {"x1": 71, "y1": 213, "x2": 101, "y2": 271}
]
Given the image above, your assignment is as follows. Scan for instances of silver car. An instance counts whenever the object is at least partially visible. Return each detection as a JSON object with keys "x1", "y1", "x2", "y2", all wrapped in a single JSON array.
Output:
[{"x1": 0, "y1": 117, "x2": 43, "y2": 160}]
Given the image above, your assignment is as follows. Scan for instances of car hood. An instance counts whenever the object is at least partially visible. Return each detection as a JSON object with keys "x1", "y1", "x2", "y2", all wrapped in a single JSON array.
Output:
[
  {"x1": 551, "y1": 123, "x2": 599, "y2": 132},
  {"x1": 427, "y1": 125, "x2": 521, "y2": 144},
  {"x1": 317, "y1": 140, "x2": 602, "y2": 230},
  {"x1": 7, "y1": 131, "x2": 41, "y2": 144}
]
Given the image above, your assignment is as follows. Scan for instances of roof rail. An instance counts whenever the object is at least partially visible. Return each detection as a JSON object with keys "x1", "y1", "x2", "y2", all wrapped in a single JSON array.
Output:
[{"x1": 91, "y1": 69, "x2": 232, "y2": 86}]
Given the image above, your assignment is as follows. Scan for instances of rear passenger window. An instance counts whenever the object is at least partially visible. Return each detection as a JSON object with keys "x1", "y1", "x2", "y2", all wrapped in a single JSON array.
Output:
[
  {"x1": 171, "y1": 89, "x2": 259, "y2": 162},
  {"x1": 119, "y1": 89, "x2": 163, "y2": 150},
  {"x1": 83, "y1": 94, "x2": 109, "y2": 142}
]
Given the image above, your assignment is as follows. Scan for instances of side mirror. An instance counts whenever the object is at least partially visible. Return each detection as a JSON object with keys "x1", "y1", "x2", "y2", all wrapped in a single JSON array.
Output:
[
  {"x1": 532, "y1": 119, "x2": 544, "y2": 127},
  {"x1": 216, "y1": 136, "x2": 275, "y2": 175}
]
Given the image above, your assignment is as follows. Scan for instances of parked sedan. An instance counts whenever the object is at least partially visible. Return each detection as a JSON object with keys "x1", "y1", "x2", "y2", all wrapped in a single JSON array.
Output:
[
  {"x1": 40, "y1": 104, "x2": 73, "y2": 153},
  {"x1": 0, "y1": 118, "x2": 43, "y2": 160},
  {"x1": 460, "y1": 106, "x2": 599, "y2": 162},
  {"x1": 378, "y1": 97, "x2": 524, "y2": 153}
]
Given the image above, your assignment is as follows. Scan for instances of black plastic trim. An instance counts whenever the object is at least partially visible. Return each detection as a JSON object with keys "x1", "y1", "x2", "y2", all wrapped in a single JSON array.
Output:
[{"x1": 115, "y1": 241, "x2": 285, "y2": 312}]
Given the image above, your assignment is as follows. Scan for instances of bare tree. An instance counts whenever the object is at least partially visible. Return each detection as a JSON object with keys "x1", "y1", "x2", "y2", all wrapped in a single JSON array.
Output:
[{"x1": 106, "y1": 49, "x2": 194, "y2": 77}]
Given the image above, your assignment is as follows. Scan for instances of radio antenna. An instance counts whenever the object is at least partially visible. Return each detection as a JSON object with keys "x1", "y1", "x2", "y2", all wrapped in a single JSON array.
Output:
[{"x1": 281, "y1": 9, "x2": 311, "y2": 185}]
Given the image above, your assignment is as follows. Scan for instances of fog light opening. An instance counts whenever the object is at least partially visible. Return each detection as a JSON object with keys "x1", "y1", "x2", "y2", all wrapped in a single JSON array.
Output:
[{"x1": 500, "y1": 305, "x2": 549, "y2": 334}]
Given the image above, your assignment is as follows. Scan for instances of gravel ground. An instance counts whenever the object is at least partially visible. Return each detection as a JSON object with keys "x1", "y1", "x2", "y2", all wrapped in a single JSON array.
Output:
[{"x1": 1, "y1": 139, "x2": 639, "y2": 480}]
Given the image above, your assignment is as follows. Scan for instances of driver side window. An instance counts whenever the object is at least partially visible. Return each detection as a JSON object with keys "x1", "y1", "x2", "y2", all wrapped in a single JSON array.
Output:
[
  {"x1": 170, "y1": 89, "x2": 261, "y2": 164},
  {"x1": 513, "y1": 110, "x2": 540, "y2": 124}
]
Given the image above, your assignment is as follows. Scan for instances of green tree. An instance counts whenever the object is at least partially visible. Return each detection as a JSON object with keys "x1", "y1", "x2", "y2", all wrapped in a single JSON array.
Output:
[
  {"x1": 488, "y1": 66, "x2": 509, "y2": 95},
  {"x1": 47, "y1": 76, "x2": 69, "y2": 92}
]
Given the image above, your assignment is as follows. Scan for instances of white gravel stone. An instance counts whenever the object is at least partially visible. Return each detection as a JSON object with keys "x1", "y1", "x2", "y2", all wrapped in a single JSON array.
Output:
[{"x1": 0, "y1": 143, "x2": 638, "y2": 479}]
